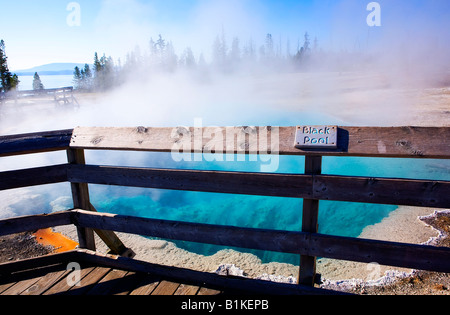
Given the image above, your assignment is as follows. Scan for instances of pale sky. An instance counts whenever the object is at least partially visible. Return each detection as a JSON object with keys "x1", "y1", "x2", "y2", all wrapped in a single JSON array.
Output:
[{"x1": 0, "y1": 0, "x2": 449, "y2": 70}]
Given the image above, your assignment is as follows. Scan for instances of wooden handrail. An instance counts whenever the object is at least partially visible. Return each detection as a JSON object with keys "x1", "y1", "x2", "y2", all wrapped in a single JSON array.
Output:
[
  {"x1": 2, "y1": 163, "x2": 448, "y2": 208},
  {"x1": 1, "y1": 87, "x2": 74, "y2": 98},
  {"x1": 0, "y1": 129, "x2": 73, "y2": 157},
  {"x1": 70, "y1": 126, "x2": 450, "y2": 159},
  {"x1": 1, "y1": 126, "x2": 450, "y2": 159},
  {"x1": 0, "y1": 164, "x2": 68, "y2": 191},
  {"x1": 0, "y1": 162, "x2": 447, "y2": 214},
  {"x1": 66, "y1": 164, "x2": 450, "y2": 208}
]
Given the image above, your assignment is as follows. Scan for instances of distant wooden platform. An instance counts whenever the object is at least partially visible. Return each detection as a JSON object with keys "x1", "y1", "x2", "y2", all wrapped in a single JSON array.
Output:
[
  {"x1": 0, "y1": 87, "x2": 79, "y2": 107},
  {"x1": 0, "y1": 250, "x2": 337, "y2": 296}
]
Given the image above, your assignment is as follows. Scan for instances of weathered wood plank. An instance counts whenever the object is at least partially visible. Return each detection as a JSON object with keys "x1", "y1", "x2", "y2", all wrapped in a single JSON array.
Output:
[
  {"x1": 53, "y1": 267, "x2": 112, "y2": 296},
  {"x1": 110, "y1": 272, "x2": 144, "y2": 295},
  {"x1": 72, "y1": 211, "x2": 450, "y2": 273},
  {"x1": 1, "y1": 277, "x2": 41, "y2": 295},
  {"x1": 20, "y1": 269, "x2": 69, "y2": 295},
  {"x1": 67, "y1": 164, "x2": 450, "y2": 208},
  {"x1": 174, "y1": 284, "x2": 200, "y2": 295},
  {"x1": 0, "y1": 164, "x2": 68, "y2": 191},
  {"x1": 67, "y1": 149, "x2": 96, "y2": 251},
  {"x1": 0, "y1": 251, "x2": 79, "y2": 279},
  {"x1": 70, "y1": 126, "x2": 450, "y2": 159},
  {"x1": 87, "y1": 203, "x2": 135, "y2": 258},
  {"x1": 0, "y1": 281, "x2": 16, "y2": 294},
  {"x1": 77, "y1": 250, "x2": 338, "y2": 295},
  {"x1": 0, "y1": 129, "x2": 73, "y2": 157},
  {"x1": 43, "y1": 266, "x2": 96, "y2": 295},
  {"x1": 196, "y1": 287, "x2": 222, "y2": 295},
  {"x1": 151, "y1": 281, "x2": 180, "y2": 295},
  {"x1": 67, "y1": 164, "x2": 312, "y2": 198},
  {"x1": 67, "y1": 149, "x2": 133, "y2": 256},
  {"x1": 299, "y1": 156, "x2": 322, "y2": 286},
  {"x1": 129, "y1": 275, "x2": 161, "y2": 295},
  {"x1": 314, "y1": 175, "x2": 450, "y2": 208},
  {"x1": 85, "y1": 269, "x2": 129, "y2": 295},
  {"x1": 0, "y1": 211, "x2": 72, "y2": 237}
]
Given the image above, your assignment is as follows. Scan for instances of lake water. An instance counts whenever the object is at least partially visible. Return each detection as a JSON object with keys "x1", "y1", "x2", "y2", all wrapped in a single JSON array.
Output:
[{"x1": 17, "y1": 74, "x2": 74, "y2": 90}]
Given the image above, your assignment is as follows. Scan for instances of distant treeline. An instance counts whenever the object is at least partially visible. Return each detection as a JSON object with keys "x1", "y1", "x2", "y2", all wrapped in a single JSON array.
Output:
[{"x1": 72, "y1": 31, "x2": 370, "y2": 91}]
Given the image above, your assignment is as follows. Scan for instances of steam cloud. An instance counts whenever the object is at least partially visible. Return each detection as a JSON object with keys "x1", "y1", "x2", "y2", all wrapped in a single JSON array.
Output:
[{"x1": 1, "y1": 0, "x2": 449, "y2": 220}]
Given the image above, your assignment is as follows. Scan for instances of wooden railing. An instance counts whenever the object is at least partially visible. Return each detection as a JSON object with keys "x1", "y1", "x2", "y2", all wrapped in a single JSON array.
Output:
[
  {"x1": 0, "y1": 126, "x2": 449, "y2": 290},
  {"x1": 0, "y1": 87, "x2": 78, "y2": 106}
]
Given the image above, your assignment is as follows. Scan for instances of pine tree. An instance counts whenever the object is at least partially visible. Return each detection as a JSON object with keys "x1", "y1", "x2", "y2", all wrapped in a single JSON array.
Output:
[
  {"x1": 181, "y1": 47, "x2": 196, "y2": 68},
  {"x1": 94, "y1": 52, "x2": 102, "y2": 75},
  {"x1": 93, "y1": 52, "x2": 115, "y2": 90},
  {"x1": 32, "y1": 72, "x2": 44, "y2": 90},
  {"x1": 212, "y1": 29, "x2": 228, "y2": 70},
  {"x1": 0, "y1": 40, "x2": 19, "y2": 92},
  {"x1": 73, "y1": 66, "x2": 82, "y2": 89},
  {"x1": 10, "y1": 74, "x2": 19, "y2": 90},
  {"x1": 303, "y1": 32, "x2": 311, "y2": 53},
  {"x1": 265, "y1": 34, "x2": 274, "y2": 58},
  {"x1": 84, "y1": 64, "x2": 92, "y2": 89}
]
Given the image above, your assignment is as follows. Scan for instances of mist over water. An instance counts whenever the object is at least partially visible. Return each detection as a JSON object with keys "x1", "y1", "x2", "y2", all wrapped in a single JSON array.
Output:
[{"x1": 1, "y1": 0, "x2": 449, "y2": 264}]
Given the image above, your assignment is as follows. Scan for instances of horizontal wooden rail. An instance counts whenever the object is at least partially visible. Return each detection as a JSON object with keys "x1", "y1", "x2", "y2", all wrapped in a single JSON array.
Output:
[
  {"x1": 18, "y1": 87, "x2": 74, "y2": 94},
  {"x1": 2, "y1": 210, "x2": 447, "y2": 273},
  {"x1": 70, "y1": 210, "x2": 450, "y2": 273},
  {"x1": 0, "y1": 164, "x2": 68, "y2": 191},
  {"x1": 1, "y1": 87, "x2": 74, "y2": 100},
  {"x1": 67, "y1": 164, "x2": 312, "y2": 198},
  {"x1": 1, "y1": 162, "x2": 448, "y2": 208},
  {"x1": 0, "y1": 212, "x2": 72, "y2": 237},
  {"x1": 66, "y1": 164, "x2": 450, "y2": 208},
  {"x1": 0, "y1": 129, "x2": 73, "y2": 157},
  {"x1": 76, "y1": 249, "x2": 339, "y2": 295},
  {"x1": 1, "y1": 126, "x2": 449, "y2": 159},
  {"x1": 70, "y1": 126, "x2": 450, "y2": 159}
]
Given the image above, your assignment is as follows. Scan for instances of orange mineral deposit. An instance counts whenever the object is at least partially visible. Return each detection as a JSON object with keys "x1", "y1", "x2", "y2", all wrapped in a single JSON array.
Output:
[{"x1": 34, "y1": 228, "x2": 79, "y2": 253}]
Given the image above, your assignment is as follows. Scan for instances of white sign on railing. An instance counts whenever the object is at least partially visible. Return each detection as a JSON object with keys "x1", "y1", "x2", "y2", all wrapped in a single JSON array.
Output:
[{"x1": 295, "y1": 126, "x2": 338, "y2": 149}]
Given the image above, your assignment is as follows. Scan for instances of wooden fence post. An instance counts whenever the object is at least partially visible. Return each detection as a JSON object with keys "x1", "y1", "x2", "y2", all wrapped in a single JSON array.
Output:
[
  {"x1": 67, "y1": 148, "x2": 135, "y2": 258},
  {"x1": 299, "y1": 155, "x2": 322, "y2": 286},
  {"x1": 67, "y1": 148, "x2": 96, "y2": 251}
]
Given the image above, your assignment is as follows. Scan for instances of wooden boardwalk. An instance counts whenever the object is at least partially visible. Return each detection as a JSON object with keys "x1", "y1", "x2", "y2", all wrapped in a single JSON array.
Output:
[
  {"x1": 0, "y1": 250, "x2": 335, "y2": 296},
  {"x1": 0, "y1": 263, "x2": 221, "y2": 296}
]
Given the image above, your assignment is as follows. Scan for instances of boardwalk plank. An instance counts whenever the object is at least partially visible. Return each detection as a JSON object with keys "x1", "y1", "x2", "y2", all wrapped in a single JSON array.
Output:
[
  {"x1": 174, "y1": 284, "x2": 200, "y2": 296},
  {"x1": 0, "y1": 281, "x2": 17, "y2": 294},
  {"x1": 86, "y1": 269, "x2": 129, "y2": 295},
  {"x1": 151, "y1": 281, "x2": 180, "y2": 295},
  {"x1": 129, "y1": 275, "x2": 161, "y2": 295},
  {"x1": 21, "y1": 269, "x2": 69, "y2": 295},
  {"x1": 1, "y1": 277, "x2": 40, "y2": 295},
  {"x1": 197, "y1": 287, "x2": 222, "y2": 295},
  {"x1": 43, "y1": 266, "x2": 108, "y2": 295}
]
